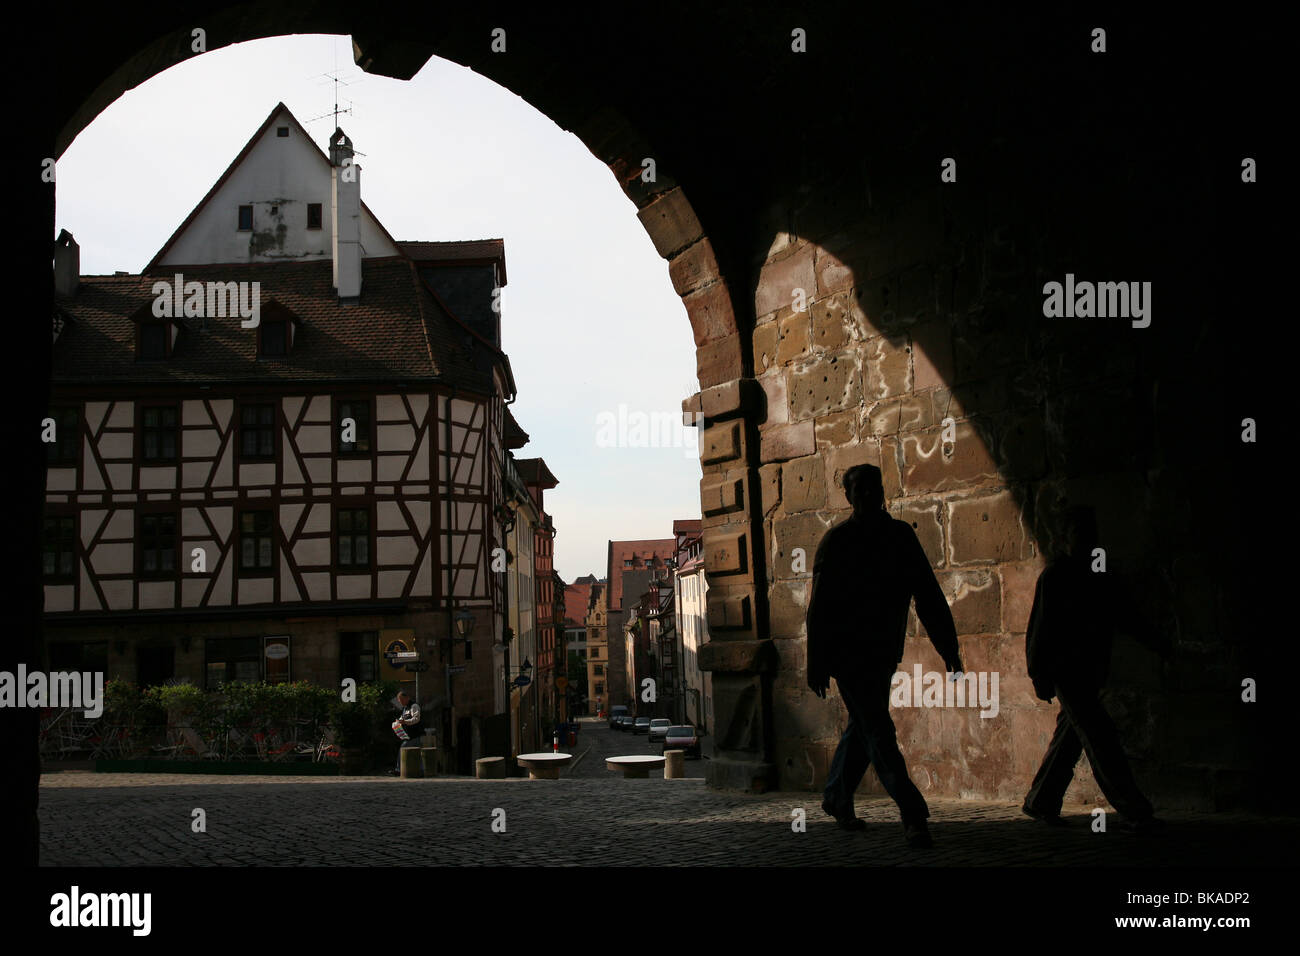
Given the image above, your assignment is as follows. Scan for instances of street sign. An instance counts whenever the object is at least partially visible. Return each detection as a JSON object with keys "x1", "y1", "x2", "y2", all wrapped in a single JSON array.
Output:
[
  {"x1": 404, "y1": 661, "x2": 430, "y2": 673},
  {"x1": 379, "y1": 629, "x2": 416, "y2": 682}
]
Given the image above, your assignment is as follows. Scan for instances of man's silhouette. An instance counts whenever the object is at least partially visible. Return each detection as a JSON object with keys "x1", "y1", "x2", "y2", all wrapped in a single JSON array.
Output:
[
  {"x1": 806, "y1": 464, "x2": 963, "y2": 848},
  {"x1": 1023, "y1": 505, "x2": 1165, "y2": 832}
]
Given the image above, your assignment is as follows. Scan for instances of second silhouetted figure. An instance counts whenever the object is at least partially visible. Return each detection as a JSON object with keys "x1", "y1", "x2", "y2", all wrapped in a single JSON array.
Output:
[
  {"x1": 1022, "y1": 505, "x2": 1164, "y2": 833},
  {"x1": 806, "y1": 463, "x2": 962, "y2": 848}
]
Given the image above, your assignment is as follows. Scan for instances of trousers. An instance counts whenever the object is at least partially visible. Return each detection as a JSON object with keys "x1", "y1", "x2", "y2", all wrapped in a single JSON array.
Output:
[
  {"x1": 823, "y1": 667, "x2": 929, "y2": 826},
  {"x1": 1024, "y1": 680, "x2": 1154, "y2": 821}
]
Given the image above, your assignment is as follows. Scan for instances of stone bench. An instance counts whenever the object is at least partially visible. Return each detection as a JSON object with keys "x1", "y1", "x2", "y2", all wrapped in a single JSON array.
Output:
[
  {"x1": 606, "y1": 755, "x2": 666, "y2": 778},
  {"x1": 476, "y1": 756, "x2": 507, "y2": 779},
  {"x1": 399, "y1": 747, "x2": 422, "y2": 778},
  {"x1": 516, "y1": 752, "x2": 573, "y2": 780}
]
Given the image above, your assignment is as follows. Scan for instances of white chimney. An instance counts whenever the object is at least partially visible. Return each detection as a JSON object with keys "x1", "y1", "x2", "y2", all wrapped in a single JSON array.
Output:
[
  {"x1": 54, "y1": 229, "x2": 79, "y2": 297},
  {"x1": 329, "y1": 128, "x2": 362, "y2": 300}
]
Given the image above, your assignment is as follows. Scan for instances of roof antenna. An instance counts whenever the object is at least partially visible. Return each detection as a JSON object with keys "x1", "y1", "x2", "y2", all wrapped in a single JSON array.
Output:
[{"x1": 304, "y1": 70, "x2": 356, "y2": 129}]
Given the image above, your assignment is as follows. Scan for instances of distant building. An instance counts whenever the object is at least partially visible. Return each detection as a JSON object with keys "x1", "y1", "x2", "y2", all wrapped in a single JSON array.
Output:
[
  {"x1": 604, "y1": 539, "x2": 676, "y2": 709},
  {"x1": 563, "y1": 574, "x2": 596, "y2": 714},
  {"x1": 584, "y1": 581, "x2": 608, "y2": 714},
  {"x1": 514, "y1": 458, "x2": 560, "y2": 732},
  {"x1": 674, "y1": 532, "x2": 712, "y2": 731},
  {"x1": 503, "y1": 454, "x2": 538, "y2": 755}
]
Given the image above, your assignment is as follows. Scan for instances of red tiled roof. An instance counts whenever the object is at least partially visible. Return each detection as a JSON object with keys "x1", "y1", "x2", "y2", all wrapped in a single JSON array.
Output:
[
  {"x1": 52, "y1": 257, "x2": 491, "y2": 390},
  {"x1": 606, "y1": 538, "x2": 677, "y2": 610},
  {"x1": 504, "y1": 407, "x2": 529, "y2": 448},
  {"x1": 563, "y1": 581, "x2": 593, "y2": 627},
  {"x1": 514, "y1": 458, "x2": 558, "y2": 489}
]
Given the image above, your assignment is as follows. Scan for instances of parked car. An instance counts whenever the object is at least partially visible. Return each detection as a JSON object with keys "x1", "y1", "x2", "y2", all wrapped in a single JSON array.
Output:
[
  {"x1": 663, "y1": 725, "x2": 702, "y2": 758},
  {"x1": 648, "y1": 718, "x2": 672, "y2": 743},
  {"x1": 608, "y1": 706, "x2": 629, "y2": 730},
  {"x1": 634, "y1": 717, "x2": 651, "y2": 735},
  {"x1": 614, "y1": 715, "x2": 632, "y2": 732}
]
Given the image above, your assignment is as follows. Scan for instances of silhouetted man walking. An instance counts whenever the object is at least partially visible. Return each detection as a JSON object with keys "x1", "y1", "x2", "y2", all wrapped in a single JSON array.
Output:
[
  {"x1": 807, "y1": 464, "x2": 962, "y2": 848},
  {"x1": 1023, "y1": 505, "x2": 1164, "y2": 832}
]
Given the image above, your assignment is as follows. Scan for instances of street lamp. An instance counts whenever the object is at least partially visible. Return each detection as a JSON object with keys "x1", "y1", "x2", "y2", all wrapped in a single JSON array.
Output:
[
  {"x1": 509, "y1": 657, "x2": 535, "y2": 751},
  {"x1": 455, "y1": 608, "x2": 476, "y2": 655}
]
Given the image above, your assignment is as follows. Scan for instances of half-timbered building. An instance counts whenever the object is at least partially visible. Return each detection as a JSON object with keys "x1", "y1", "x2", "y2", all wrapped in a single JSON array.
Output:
[{"x1": 45, "y1": 103, "x2": 526, "y2": 770}]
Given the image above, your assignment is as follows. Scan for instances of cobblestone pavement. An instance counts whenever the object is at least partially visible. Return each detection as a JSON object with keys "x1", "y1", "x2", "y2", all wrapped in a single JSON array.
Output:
[{"x1": 38, "y1": 768, "x2": 1297, "y2": 866}]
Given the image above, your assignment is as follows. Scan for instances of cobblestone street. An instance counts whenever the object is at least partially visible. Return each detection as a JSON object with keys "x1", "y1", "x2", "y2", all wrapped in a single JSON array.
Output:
[{"x1": 39, "y1": 762, "x2": 1296, "y2": 867}]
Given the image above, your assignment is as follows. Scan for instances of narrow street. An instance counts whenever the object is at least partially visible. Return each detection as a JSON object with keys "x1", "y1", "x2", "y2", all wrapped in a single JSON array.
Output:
[{"x1": 563, "y1": 715, "x2": 709, "y2": 780}]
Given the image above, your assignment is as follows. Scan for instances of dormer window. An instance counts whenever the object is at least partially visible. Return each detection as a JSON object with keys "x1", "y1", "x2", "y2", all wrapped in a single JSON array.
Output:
[
  {"x1": 138, "y1": 321, "x2": 170, "y2": 361},
  {"x1": 238, "y1": 205, "x2": 253, "y2": 231},
  {"x1": 260, "y1": 316, "x2": 288, "y2": 357},
  {"x1": 254, "y1": 300, "x2": 298, "y2": 358}
]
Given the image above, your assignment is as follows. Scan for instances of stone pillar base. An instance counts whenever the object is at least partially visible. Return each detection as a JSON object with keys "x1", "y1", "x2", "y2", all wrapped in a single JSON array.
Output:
[
  {"x1": 664, "y1": 750, "x2": 686, "y2": 778},
  {"x1": 706, "y1": 756, "x2": 776, "y2": 792},
  {"x1": 400, "y1": 747, "x2": 422, "y2": 779}
]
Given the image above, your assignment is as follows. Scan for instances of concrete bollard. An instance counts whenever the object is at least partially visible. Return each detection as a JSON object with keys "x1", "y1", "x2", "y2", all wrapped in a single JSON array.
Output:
[
  {"x1": 664, "y1": 749, "x2": 685, "y2": 779},
  {"x1": 476, "y1": 756, "x2": 507, "y2": 779},
  {"x1": 400, "y1": 747, "x2": 423, "y2": 779}
]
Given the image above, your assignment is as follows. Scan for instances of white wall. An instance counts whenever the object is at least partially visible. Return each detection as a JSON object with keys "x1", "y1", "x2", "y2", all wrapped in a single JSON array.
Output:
[{"x1": 158, "y1": 113, "x2": 398, "y2": 266}]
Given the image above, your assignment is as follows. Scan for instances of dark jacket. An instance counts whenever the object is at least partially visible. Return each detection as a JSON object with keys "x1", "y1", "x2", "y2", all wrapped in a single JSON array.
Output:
[
  {"x1": 1025, "y1": 557, "x2": 1147, "y2": 694},
  {"x1": 806, "y1": 509, "x2": 960, "y2": 696}
]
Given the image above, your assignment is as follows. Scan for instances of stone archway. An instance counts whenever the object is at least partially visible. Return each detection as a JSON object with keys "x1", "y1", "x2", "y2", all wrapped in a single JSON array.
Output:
[{"x1": 10, "y1": 6, "x2": 1274, "y2": 865}]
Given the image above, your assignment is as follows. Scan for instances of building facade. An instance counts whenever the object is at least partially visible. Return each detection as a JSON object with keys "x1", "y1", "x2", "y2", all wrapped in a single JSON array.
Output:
[
  {"x1": 584, "y1": 581, "x2": 607, "y2": 715},
  {"x1": 514, "y1": 458, "x2": 560, "y2": 735},
  {"x1": 675, "y1": 536, "x2": 712, "y2": 732},
  {"x1": 45, "y1": 103, "x2": 529, "y2": 773}
]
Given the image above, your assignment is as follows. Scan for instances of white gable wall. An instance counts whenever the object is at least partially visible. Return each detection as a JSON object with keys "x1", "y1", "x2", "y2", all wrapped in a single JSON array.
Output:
[{"x1": 158, "y1": 114, "x2": 398, "y2": 267}]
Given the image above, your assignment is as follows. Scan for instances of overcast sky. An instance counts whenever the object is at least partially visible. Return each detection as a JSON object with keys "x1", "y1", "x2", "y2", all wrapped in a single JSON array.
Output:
[{"x1": 56, "y1": 34, "x2": 701, "y2": 583}]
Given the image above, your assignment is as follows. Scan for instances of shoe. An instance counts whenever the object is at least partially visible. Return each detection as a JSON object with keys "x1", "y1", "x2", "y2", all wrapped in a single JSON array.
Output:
[
  {"x1": 822, "y1": 799, "x2": 866, "y2": 831},
  {"x1": 903, "y1": 821, "x2": 932, "y2": 848},
  {"x1": 1022, "y1": 803, "x2": 1069, "y2": 827}
]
